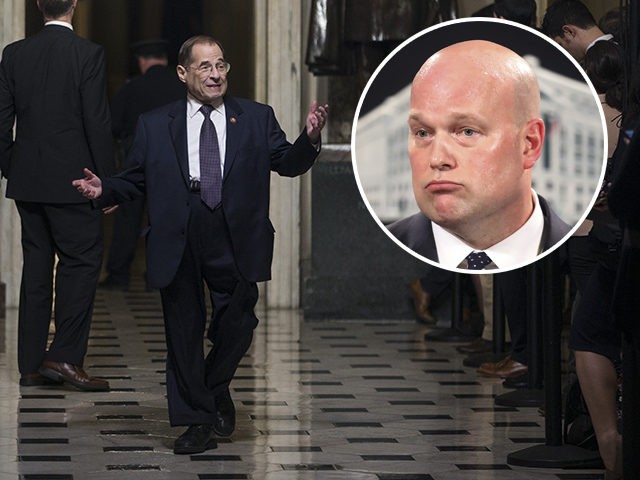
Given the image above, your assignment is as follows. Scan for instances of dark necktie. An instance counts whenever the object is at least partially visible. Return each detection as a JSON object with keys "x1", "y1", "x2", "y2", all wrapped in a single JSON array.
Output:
[
  {"x1": 465, "y1": 251, "x2": 492, "y2": 270},
  {"x1": 199, "y1": 104, "x2": 222, "y2": 209}
]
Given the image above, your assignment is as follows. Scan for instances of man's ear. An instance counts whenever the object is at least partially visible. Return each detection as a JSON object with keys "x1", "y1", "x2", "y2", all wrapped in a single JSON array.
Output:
[
  {"x1": 562, "y1": 24, "x2": 578, "y2": 39},
  {"x1": 522, "y1": 118, "x2": 545, "y2": 170},
  {"x1": 176, "y1": 65, "x2": 187, "y2": 84}
]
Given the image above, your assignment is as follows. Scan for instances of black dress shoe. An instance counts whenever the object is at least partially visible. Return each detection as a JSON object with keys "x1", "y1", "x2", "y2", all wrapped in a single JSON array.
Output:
[
  {"x1": 19, "y1": 372, "x2": 63, "y2": 387},
  {"x1": 213, "y1": 388, "x2": 236, "y2": 437},
  {"x1": 39, "y1": 360, "x2": 110, "y2": 391},
  {"x1": 173, "y1": 424, "x2": 217, "y2": 454}
]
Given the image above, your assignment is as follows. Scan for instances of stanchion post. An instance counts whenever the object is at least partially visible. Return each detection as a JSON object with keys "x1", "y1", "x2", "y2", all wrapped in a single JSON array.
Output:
[
  {"x1": 506, "y1": 252, "x2": 602, "y2": 468},
  {"x1": 425, "y1": 273, "x2": 475, "y2": 343},
  {"x1": 492, "y1": 274, "x2": 506, "y2": 355}
]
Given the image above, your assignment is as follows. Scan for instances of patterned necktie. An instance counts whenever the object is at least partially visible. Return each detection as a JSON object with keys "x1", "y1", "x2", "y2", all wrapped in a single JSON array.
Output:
[
  {"x1": 465, "y1": 251, "x2": 492, "y2": 270},
  {"x1": 199, "y1": 104, "x2": 222, "y2": 209}
]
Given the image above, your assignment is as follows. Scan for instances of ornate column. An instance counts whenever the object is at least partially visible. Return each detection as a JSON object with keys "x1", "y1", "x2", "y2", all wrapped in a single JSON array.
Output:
[
  {"x1": 0, "y1": 0, "x2": 25, "y2": 310},
  {"x1": 254, "y1": 0, "x2": 316, "y2": 308}
]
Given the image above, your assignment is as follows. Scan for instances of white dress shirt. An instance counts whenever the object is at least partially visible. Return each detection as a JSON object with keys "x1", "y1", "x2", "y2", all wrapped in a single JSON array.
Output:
[
  {"x1": 586, "y1": 33, "x2": 614, "y2": 52},
  {"x1": 45, "y1": 20, "x2": 73, "y2": 30},
  {"x1": 186, "y1": 97, "x2": 226, "y2": 180},
  {"x1": 433, "y1": 190, "x2": 545, "y2": 271}
]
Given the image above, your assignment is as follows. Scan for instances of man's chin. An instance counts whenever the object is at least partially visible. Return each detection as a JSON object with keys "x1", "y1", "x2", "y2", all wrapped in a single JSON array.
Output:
[{"x1": 423, "y1": 209, "x2": 462, "y2": 230}]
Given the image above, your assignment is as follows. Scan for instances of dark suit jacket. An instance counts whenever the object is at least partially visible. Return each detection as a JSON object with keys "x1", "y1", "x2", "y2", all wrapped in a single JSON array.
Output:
[
  {"x1": 0, "y1": 24, "x2": 113, "y2": 202},
  {"x1": 388, "y1": 195, "x2": 570, "y2": 263},
  {"x1": 99, "y1": 96, "x2": 319, "y2": 288}
]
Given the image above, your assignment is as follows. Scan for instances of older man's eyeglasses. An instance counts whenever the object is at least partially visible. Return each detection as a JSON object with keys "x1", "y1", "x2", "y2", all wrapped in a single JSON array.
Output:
[{"x1": 188, "y1": 61, "x2": 231, "y2": 76}]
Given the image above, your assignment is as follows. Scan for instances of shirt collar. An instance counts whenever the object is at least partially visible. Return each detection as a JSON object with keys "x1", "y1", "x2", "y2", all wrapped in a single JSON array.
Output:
[
  {"x1": 45, "y1": 20, "x2": 73, "y2": 30},
  {"x1": 586, "y1": 34, "x2": 614, "y2": 52},
  {"x1": 187, "y1": 96, "x2": 225, "y2": 120},
  {"x1": 432, "y1": 190, "x2": 544, "y2": 271}
]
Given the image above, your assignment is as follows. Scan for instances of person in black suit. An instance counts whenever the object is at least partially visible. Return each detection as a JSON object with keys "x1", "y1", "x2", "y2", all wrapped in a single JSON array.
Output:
[
  {"x1": 72, "y1": 35, "x2": 328, "y2": 454},
  {"x1": 0, "y1": 0, "x2": 112, "y2": 391},
  {"x1": 99, "y1": 39, "x2": 186, "y2": 291},
  {"x1": 389, "y1": 40, "x2": 570, "y2": 271}
]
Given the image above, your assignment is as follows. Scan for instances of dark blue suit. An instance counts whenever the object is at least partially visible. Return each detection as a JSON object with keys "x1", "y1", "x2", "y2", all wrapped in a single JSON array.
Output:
[{"x1": 99, "y1": 96, "x2": 319, "y2": 425}]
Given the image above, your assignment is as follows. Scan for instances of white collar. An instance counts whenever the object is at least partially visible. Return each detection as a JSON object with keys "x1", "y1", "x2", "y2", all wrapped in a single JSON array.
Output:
[
  {"x1": 45, "y1": 20, "x2": 73, "y2": 30},
  {"x1": 586, "y1": 34, "x2": 614, "y2": 52},
  {"x1": 432, "y1": 190, "x2": 544, "y2": 271},
  {"x1": 187, "y1": 97, "x2": 225, "y2": 119}
]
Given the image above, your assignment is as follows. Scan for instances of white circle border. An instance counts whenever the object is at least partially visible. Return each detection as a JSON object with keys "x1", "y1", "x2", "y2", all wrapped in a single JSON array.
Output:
[{"x1": 350, "y1": 17, "x2": 609, "y2": 275}]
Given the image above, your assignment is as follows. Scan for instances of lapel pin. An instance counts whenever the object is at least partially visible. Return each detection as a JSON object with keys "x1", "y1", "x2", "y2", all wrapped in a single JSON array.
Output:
[{"x1": 230, "y1": 117, "x2": 237, "y2": 123}]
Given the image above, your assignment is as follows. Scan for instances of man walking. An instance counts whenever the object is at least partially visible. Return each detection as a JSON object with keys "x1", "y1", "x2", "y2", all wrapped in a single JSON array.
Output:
[{"x1": 73, "y1": 35, "x2": 328, "y2": 453}]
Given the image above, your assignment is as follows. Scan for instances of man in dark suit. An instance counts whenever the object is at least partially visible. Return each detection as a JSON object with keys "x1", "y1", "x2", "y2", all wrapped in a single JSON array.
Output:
[
  {"x1": 73, "y1": 35, "x2": 328, "y2": 454},
  {"x1": 389, "y1": 40, "x2": 570, "y2": 271},
  {"x1": 100, "y1": 39, "x2": 186, "y2": 291},
  {"x1": 0, "y1": 0, "x2": 112, "y2": 390}
]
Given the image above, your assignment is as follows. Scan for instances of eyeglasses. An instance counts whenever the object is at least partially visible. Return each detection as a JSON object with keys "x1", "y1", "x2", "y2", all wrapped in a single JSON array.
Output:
[{"x1": 187, "y1": 61, "x2": 231, "y2": 76}]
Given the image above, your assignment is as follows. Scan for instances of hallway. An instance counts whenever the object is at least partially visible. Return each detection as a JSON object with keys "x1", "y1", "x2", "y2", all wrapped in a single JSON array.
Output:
[{"x1": 0, "y1": 278, "x2": 604, "y2": 479}]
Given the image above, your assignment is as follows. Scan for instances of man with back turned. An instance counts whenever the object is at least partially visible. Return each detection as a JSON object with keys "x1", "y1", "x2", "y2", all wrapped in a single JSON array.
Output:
[{"x1": 0, "y1": 0, "x2": 113, "y2": 391}]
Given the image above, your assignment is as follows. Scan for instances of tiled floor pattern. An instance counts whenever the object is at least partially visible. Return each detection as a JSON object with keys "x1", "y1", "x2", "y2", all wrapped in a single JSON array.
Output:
[{"x1": 0, "y1": 279, "x2": 606, "y2": 479}]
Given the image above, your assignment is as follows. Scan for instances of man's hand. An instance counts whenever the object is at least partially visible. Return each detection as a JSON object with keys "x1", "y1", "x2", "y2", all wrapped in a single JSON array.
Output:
[
  {"x1": 72, "y1": 167, "x2": 103, "y2": 199},
  {"x1": 305, "y1": 100, "x2": 329, "y2": 145}
]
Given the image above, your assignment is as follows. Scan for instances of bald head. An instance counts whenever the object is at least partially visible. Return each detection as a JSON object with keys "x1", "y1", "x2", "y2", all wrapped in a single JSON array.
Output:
[{"x1": 413, "y1": 40, "x2": 540, "y2": 126}]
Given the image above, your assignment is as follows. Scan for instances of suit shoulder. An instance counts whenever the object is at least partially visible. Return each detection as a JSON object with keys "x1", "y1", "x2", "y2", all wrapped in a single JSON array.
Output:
[
  {"x1": 388, "y1": 213, "x2": 430, "y2": 238},
  {"x1": 139, "y1": 98, "x2": 184, "y2": 119},
  {"x1": 538, "y1": 195, "x2": 571, "y2": 245},
  {"x1": 226, "y1": 96, "x2": 273, "y2": 114}
]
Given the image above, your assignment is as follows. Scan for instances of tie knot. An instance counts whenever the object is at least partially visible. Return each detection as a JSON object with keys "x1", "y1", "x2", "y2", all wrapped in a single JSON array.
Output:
[
  {"x1": 465, "y1": 251, "x2": 492, "y2": 270},
  {"x1": 200, "y1": 104, "x2": 214, "y2": 116}
]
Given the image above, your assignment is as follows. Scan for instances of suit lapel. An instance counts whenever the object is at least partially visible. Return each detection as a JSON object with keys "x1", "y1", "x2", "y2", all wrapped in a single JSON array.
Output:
[
  {"x1": 223, "y1": 96, "x2": 244, "y2": 181},
  {"x1": 421, "y1": 218, "x2": 439, "y2": 262},
  {"x1": 168, "y1": 100, "x2": 190, "y2": 186}
]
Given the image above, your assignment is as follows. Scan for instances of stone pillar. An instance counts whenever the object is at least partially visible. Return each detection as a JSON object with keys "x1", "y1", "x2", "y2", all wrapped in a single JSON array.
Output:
[
  {"x1": 254, "y1": 0, "x2": 315, "y2": 308},
  {"x1": 0, "y1": 0, "x2": 25, "y2": 310}
]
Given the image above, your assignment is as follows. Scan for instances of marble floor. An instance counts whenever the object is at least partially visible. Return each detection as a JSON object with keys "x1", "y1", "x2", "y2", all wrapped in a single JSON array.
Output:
[{"x1": 0, "y1": 277, "x2": 606, "y2": 480}]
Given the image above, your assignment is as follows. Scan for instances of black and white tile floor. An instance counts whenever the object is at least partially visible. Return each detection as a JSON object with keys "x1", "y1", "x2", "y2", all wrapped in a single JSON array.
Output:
[{"x1": 0, "y1": 278, "x2": 605, "y2": 479}]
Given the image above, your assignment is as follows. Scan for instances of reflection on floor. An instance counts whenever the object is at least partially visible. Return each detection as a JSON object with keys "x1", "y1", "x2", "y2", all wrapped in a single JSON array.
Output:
[{"x1": 0, "y1": 278, "x2": 605, "y2": 479}]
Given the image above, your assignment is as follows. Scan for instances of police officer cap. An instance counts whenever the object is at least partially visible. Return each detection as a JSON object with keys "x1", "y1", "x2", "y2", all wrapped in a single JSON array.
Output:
[{"x1": 131, "y1": 39, "x2": 169, "y2": 57}]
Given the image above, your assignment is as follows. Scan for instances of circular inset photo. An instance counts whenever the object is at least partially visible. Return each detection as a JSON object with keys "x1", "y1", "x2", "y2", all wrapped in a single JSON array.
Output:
[{"x1": 352, "y1": 18, "x2": 607, "y2": 274}]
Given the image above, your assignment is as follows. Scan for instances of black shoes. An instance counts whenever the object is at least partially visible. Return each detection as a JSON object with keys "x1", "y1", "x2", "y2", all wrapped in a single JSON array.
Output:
[
  {"x1": 173, "y1": 424, "x2": 217, "y2": 454},
  {"x1": 173, "y1": 388, "x2": 235, "y2": 454},
  {"x1": 213, "y1": 388, "x2": 236, "y2": 437}
]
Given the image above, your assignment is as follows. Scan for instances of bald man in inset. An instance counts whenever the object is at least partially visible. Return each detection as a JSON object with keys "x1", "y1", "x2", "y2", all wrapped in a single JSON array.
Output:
[{"x1": 389, "y1": 40, "x2": 570, "y2": 271}]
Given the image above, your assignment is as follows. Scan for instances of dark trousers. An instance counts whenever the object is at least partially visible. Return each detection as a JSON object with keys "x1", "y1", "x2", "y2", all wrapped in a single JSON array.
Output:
[
  {"x1": 499, "y1": 268, "x2": 527, "y2": 365},
  {"x1": 15, "y1": 201, "x2": 103, "y2": 374},
  {"x1": 105, "y1": 196, "x2": 145, "y2": 284},
  {"x1": 160, "y1": 196, "x2": 258, "y2": 426},
  {"x1": 419, "y1": 266, "x2": 453, "y2": 297}
]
